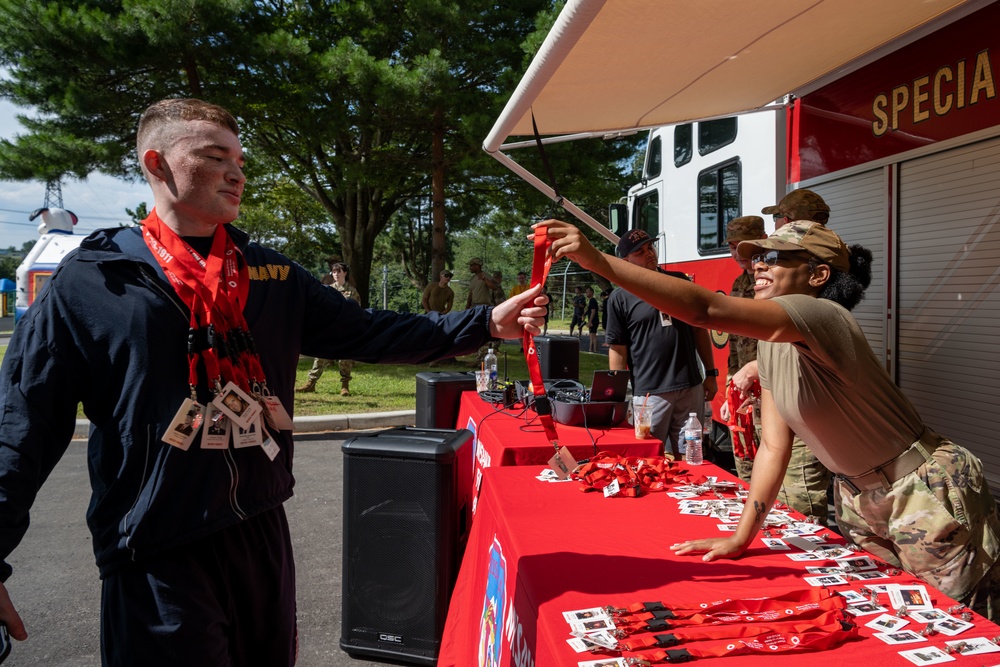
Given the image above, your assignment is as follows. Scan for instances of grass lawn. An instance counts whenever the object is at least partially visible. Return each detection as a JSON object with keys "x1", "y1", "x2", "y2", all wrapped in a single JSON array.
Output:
[{"x1": 3, "y1": 326, "x2": 610, "y2": 417}]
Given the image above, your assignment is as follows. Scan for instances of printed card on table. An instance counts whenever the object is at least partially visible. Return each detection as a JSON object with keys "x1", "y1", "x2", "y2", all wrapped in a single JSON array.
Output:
[
  {"x1": 846, "y1": 601, "x2": 888, "y2": 616},
  {"x1": 763, "y1": 538, "x2": 790, "y2": 551},
  {"x1": 569, "y1": 617, "x2": 615, "y2": 634},
  {"x1": 804, "y1": 574, "x2": 849, "y2": 587},
  {"x1": 806, "y1": 566, "x2": 845, "y2": 575},
  {"x1": 872, "y1": 629, "x2": 928, "y2": 645},
  {"x1": 570, "y1": 630, "x2": 617, "y2": 649},
  {"x1": 908, "y1": 609, "x2": 951, "y2": 624},
  {"x1": 563, "y1": 607, "x2": 611, "y2": 624},
  {"x1": 932, "y1": 617, "x2": 975, "y2": 636},
  {"x1": 850, "y1": 570, "x2": 890, "y2": 581},
  {"x1": 944, "y1": 637, "x2": 1000, "y2": 655},
  {"x1": 837, "y1": 589, "x2": 868, "y2": 605},
  {"x1": 567, "y1": 636, "x2": 601, "y2": 653},
  {"x1": 865, "y1": 613, "x2": 910, "y2": 632},
  {"x1": 835, "y1": 555, "x2": 879, "y2": 570},
  {"x1": 887, "y1": 584, "x2": 933, "y2": 611},
  {"x1": 898, "y1": 646, "x2": 955, "y2": 665},
  {"x1": 578, "y1": 658, "x2": 628, "y2": 667}
]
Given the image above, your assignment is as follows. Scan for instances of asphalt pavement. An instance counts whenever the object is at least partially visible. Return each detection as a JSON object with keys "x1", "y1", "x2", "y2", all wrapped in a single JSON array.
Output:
[{"x1": 5, "y1": 432, "x2": 411, "y2": 667}]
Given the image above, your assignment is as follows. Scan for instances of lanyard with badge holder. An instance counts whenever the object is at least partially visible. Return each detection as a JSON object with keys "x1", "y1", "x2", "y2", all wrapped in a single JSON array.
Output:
[
  {"x1": 524, "y1": 226, "x2": 578, "y2": 478},
  {"x1": 141, "y1": 210, "x2": 286, "y2": 458}
]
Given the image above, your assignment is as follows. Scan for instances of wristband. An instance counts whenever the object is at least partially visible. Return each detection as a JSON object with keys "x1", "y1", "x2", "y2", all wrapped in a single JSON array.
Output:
[{"x1": 705, "y1": 369, "x2": 719, "y2": 377}]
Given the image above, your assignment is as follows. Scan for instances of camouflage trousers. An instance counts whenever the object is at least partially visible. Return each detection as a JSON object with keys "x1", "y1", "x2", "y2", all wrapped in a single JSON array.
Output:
[
  {"x1": 307, "y1": 358, "x2": 352, "y2": 383},
  {"x1": 835, "y1": 437, "x2": 1000, "y2": 616},
  {"x1": 732, "y1": 419, "x2": 831, "y2": 526}
]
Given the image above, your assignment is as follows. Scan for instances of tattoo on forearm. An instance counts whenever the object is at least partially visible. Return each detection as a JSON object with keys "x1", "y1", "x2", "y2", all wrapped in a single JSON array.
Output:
[{"x1": 753, "y1": 500, "x2": 767, "y2": 526}]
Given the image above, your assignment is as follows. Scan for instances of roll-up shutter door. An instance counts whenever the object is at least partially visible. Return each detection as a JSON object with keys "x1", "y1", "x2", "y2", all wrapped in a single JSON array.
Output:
[
  {"x1": 898, "y1": 136, "x2": 1000, "y2": 489},
  {"x1": 809, "y1": 170, "x2": 888, "y2": 363}
]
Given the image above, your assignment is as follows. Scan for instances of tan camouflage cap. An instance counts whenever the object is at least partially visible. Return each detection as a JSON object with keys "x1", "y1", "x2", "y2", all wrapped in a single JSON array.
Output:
[
  {"x1": 761, "y1": 189, "x2": 830, "y2": 223},
  {"x1": 725, "y1": 215, "x2": 766, "y2": 243},
  {"x1": 737, "y1": 221, "x2": 849, "y2": 272},
  {"x1": 468, "y1": 257, "x2": 483, "y2": 267}
]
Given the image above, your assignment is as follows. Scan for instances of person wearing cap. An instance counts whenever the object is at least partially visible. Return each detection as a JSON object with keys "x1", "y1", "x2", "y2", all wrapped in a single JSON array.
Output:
[
  {"x1": 421, "y1": 269, "x2": 455, "y2": 315},
  {"x1": 568, "y1": 286, "x2": 587, "y2": 337},
  {"x1": 761, "y1": 188, "x2": 830, "y2": 227},
  {"x1": 298, "y1": 260, "x2": 359, "y2": 396},
  {"x1": 540, "y1": 219, "x2": 1000, "y2": 618},
  {"x1": 605, "y1": 229, "x2": 719, "y2": 459},
  {"x1": 465, "y1": 257, "x2": 498, "y2": 310},
  {"x1": 723, "y1": 216, "x2": 832, "y2": 525}
]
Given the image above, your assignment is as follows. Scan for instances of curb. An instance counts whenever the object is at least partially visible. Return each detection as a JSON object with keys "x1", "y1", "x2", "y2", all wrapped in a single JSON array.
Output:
[{"x1": 73, "y1": 410, "x2": 417, "y2": 440}]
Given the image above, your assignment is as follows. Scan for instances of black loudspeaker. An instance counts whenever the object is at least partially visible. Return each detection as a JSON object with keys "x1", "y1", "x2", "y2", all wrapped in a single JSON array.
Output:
[
  {"x1": 534, "y1": 335, "x2": 580, "y2": 380},
  {"x1": 340, "y1": 427, "x2": 472, "y2": 665},
  {"x1": 415, "y1": 371, "x2": 476, "y2": 429}
]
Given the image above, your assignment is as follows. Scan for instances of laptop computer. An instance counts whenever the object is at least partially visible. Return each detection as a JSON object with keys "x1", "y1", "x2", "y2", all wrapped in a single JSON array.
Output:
[{"x1": 588, "y1": 370, "x2": 630, "y2": 403}]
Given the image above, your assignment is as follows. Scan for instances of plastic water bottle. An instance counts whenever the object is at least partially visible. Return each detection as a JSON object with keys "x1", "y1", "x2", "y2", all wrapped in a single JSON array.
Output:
[
  {"x1": 484, "y1": 348, "x2": 498, "y2": 390},
  {"x1": 683, "y1": 412, "x2": 703, "y2": 466}
]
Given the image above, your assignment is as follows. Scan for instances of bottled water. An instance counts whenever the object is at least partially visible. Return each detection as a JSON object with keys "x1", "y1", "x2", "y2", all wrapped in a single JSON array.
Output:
[
  {"x1": 484, "y1": 348, "x2": 498, "y2": 390},
  {"x1": 682, "y1": 412, "x2": 703, "y2": 466}
]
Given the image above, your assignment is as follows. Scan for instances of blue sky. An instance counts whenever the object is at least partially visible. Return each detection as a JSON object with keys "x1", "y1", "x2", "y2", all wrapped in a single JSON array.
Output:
[{"x1": 0, "y1": 98, "x2": 148, "y2": 250}]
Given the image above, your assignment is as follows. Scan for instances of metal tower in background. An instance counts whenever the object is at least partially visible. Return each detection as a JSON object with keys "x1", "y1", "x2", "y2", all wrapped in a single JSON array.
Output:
[{"x1": 42, "y1": 179, "x2": 64, "y2": 209}]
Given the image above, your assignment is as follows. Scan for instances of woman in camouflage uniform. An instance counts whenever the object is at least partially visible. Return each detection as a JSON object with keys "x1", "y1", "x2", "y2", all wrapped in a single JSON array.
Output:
[{"x1": 541, "y1": 219, "x2": 1000, "y2": 619}]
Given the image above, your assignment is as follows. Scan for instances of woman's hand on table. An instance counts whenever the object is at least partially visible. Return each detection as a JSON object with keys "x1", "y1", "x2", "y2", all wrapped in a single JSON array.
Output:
[{"x1": 669, "y1": 536, "x2": 745, "y2": 562}]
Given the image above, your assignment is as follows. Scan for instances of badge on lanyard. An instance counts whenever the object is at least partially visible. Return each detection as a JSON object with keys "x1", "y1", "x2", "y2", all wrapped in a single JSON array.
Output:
[{"x1": 163, "y1": 398, "x2": 204, "y2": 450}]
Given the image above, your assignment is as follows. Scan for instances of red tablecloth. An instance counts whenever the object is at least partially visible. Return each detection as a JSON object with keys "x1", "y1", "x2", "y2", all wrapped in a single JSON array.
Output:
[
  {"x1": 440, "y1": 464, "x2": 1000, "y2": 666},
  {"x1": 455, "y1": 391, "x2": 663, "y2": 515}
]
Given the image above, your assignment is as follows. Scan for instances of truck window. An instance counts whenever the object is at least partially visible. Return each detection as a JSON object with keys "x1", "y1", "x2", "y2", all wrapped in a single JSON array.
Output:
[
  {"x1": 697, "y1": 159, "x2": 741, "y2": 253},
  {"x1": 632, "y1": 190, "x2": 659, "y2": 239},
  {"x1": 645, "y1": 135, "x2": 662, "y2": 179},
  {"x1": 674, "y1": 124, "x2": 692, "y2": 167},
  {"x1": 698, "y1": 118, "x2": 737, "y2": 156}
]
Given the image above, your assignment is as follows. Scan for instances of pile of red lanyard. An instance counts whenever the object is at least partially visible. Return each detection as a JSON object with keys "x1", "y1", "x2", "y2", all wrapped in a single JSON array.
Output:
[
  {"x1": 572, "y1": 453, "x2": 705, "y2": 497},
  {"x1": 589, "y1": 589, "x2": 859, "y2": 662},
  {"x1": 725, "y1": 379, "x2": 759, "y2": 461}
]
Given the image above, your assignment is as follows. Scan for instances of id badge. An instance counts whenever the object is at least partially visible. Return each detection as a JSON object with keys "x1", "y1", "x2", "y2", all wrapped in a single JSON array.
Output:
[
  {"x1": 547, "y1": 446, "x2": 578, "y2": 480},
  {"x1": 261, "y1": 395, "x2": 294, "y2": 431},
  {"x1": 659, "y1": 311, "x2": 672, "y2": 327},
  {"x1": 162, "y1": 398, "x2": 204, "y2": 450},
  {"x1": 212, "y1": 381, "x2": 263, "y2": 430},
  {"x1": 201, "y1": 403, "x2": 232, "y2": 449},
  {"x1": 234, "y1": 416, "x2": 264, "y2": 449}
]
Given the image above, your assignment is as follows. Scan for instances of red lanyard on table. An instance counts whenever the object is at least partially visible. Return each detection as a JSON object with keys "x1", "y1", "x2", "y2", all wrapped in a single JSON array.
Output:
[
  {"x1": 623, "y1": 624, "x2": 859, "y2": 662},
  {"x1": 618, "y1": 609, "x2": 851, "y2": 649},
  {"x1": 141, "y1": 209, "x2": 265, "y2": 396},
  {"x1": 573, "y1": 453, "x2": 695, "y2": 496},
  {"x1": 523, "y1": 226, "x2": 559, "y2": 445},
  {"x1": 614, "y1": 588, "x2": 846, "y2": 622}
]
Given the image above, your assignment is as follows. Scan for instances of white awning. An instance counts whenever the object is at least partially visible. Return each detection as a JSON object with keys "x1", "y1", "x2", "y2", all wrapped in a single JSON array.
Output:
[
  {"x1": 487, "y1": 0, "x2": 986, "y2": 148},
  {"x1": 484, "y1": 0, "x2": 988, "y2": 240}
]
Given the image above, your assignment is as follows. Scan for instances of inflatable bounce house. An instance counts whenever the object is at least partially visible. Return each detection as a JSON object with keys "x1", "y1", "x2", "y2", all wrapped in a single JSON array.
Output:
[{"x1": 14, "y1": 207, "x2": 83, "y2": 323}]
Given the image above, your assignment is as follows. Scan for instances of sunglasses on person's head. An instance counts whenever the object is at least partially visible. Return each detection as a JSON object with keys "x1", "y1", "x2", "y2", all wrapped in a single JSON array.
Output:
[{"x1": 751, "y1": 250, "x2": 808, "y2": 266}]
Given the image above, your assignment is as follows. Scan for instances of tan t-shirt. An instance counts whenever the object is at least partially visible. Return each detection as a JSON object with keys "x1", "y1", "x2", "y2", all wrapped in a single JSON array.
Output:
[{"x1": 758, "y1": 294, "x2": 925, "y2": 476}]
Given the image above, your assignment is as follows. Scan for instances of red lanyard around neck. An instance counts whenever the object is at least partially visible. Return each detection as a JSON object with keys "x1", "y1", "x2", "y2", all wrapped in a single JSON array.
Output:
[{"x1": 141, "y1": 209, "x2": 264, "y2": 395}]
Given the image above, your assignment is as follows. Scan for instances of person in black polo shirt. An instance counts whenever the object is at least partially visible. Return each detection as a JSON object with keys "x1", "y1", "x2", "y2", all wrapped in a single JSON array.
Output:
[{"x1": 605, "y1": 230, "x2": 718, "y2": 458}]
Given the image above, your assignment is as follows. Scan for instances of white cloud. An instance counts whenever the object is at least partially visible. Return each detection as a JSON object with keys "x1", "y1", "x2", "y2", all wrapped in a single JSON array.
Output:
[{"x1": 0, "y1": 98, "x2": 149, "y2": 250}]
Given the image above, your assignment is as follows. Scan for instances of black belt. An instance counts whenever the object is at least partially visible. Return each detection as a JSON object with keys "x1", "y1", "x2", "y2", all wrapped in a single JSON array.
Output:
[{"x1": 837, "y1": 432, "x2": 940, "y2": 495}]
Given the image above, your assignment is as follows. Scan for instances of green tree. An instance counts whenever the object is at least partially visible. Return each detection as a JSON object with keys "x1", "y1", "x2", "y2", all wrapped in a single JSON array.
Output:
[{"x1": 0, "y1": 0, "x2": 550, "y2": 306}]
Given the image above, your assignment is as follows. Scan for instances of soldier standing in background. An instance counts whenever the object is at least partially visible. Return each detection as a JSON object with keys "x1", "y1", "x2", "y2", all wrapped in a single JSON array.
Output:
[
  {"x1": 297, "y1": 261, "x2": 358, "y2": 396},
  {"x1": 421, "y1": 269, "x2": 454, "y2": 314}
]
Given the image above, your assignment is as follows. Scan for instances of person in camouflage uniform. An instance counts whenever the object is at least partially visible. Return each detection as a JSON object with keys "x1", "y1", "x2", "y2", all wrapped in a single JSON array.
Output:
[
  {"x1": 297, "y1": 261, "x2": 358, "y2": 396},
  {"x1": 540, "y1": 217, "x2": 1000, "y2": 619}
]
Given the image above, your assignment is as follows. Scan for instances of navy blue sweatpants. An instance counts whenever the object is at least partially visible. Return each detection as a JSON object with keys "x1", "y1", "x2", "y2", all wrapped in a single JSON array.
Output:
[{"x1": 100, "y1": 505, "x2": 297, "y2": 666}]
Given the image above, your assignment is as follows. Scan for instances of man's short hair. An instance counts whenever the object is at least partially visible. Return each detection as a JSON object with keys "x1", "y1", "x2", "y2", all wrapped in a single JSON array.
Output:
[{"x1": 137, "y1": 98, "x2": 240, "y2": 156}]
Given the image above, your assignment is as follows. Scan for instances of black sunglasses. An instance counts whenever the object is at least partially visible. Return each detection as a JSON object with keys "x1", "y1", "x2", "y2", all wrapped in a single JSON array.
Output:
[{"x1": 750, "y1": 250, "x2": 808, "y2": 267}]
